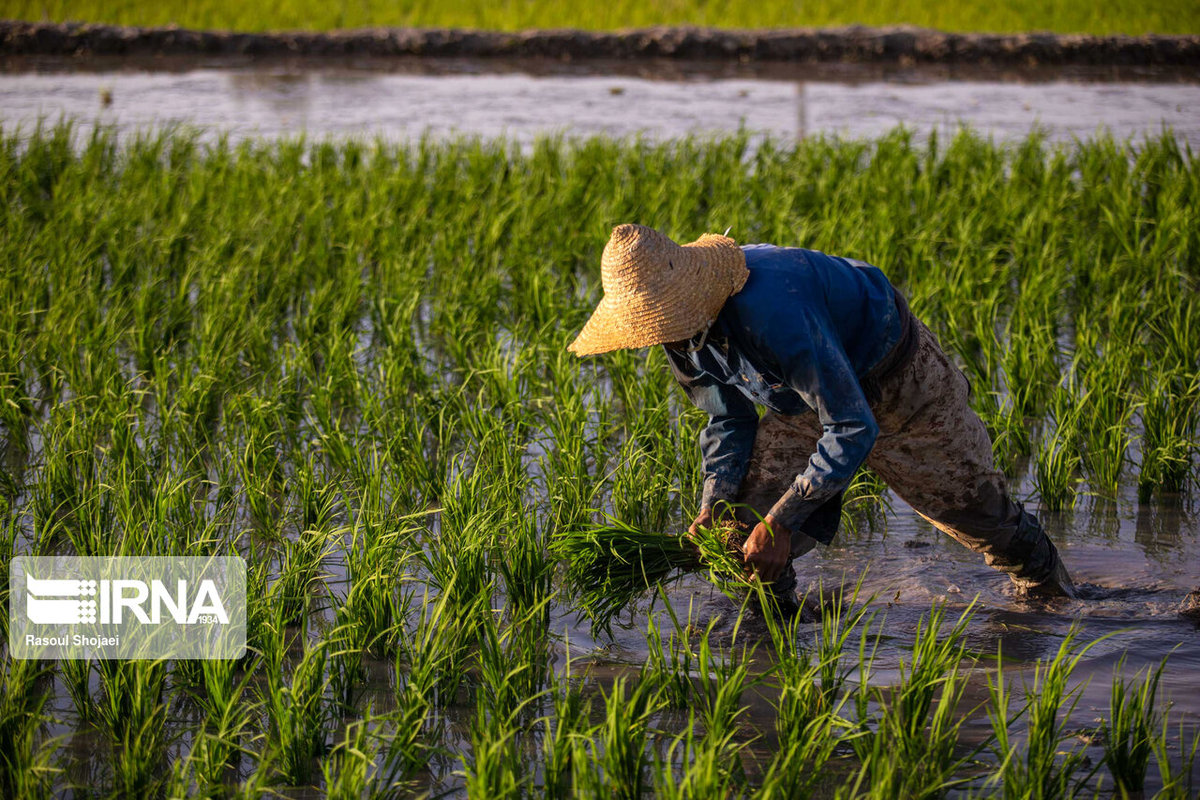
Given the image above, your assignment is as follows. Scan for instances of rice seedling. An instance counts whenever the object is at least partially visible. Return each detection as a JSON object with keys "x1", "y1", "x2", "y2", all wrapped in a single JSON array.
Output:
[
  {"x1": 577, "y1": 677, "x2": 666, "y2": 800},
  {"x1": 653, "y1": 707, "x2": 749, "y2": 799},
  {"x1": 0, "y1": 659, "x2": 59, "y2": 800},
  {"x1": 338, "y1": 522, "x2": 416, "y2": 656},
  {"x1": 550, "y1": 516, "x2": 748, "y2": 635},
  {"x1": 321, "y1": 718, "x2": 379, "y2": 800},
  {"x1": 271, "y1": 525, "x2": 339, "y2": 625},
  {"x1": 240, "y1": 557, "x2": 278, "y2": 666},
  {"x1": 373, "y1": 634, "x2": 441, "y2": 793},
  {"x1": 538, "y1": 355, "x2": 607, "y2": 535},
  {"x1": 848, "y1": 602, "x2": 977, "y2": 799},
  {"x1": 1076, "y1": 383, "x2": 1138, "y2": 498},
  {"x1": 327, "y1": 520, "x2": 417, "y2": 705},
  {"x1": 752, "y1": 585, "x2": 855, "y2": 798},
  {"x1": 494, "y1": 515, "x2": 554, "y2": 623},
  {"x1": 1001, "y1": 305, "x2": 1061, "y2": 423},
  {"x1": 609, "y1": 439, "x2": 679, "y2": 534},
  {"x1": 814, "y1": 577, "x2": 877, "y2": 708},
  {"x1": 475, "y1": 600, "x2": 554, "y2": 722},
  {"x1": 224, "y1": 747, "x2": 279, "y2": 800},
  {"x1": 178, "y1": 658, "x2": 259, "y2": 797},
  {"x1": 416, "y1": 464, "x2": 503, "y2": 622},
  {"x1": 691, "y1": 627, "x2": 756, "y2": 746},
  {"x1": 327, "y1": 618, "x2": 369, "y2": 712},
  {"x1": 641, "y1": 606, "x2": 697, "y2": 709},
  {"x1": 1152, "y1": 718, "x2": 1200, "y2": 800},
  {"x1": 95, "y1": 659, "x2": 170, "y2": 797},
  {"x1": 262, "y1": 639, "x2": 334, "y2": 785},
  {"x1": 291, "y1": 456, "x2": 343, "y2": 535},
  {"x1": 401, "y1": 583, "x2": 480, "y2": 705},
  {"x1": 840, "y1": 466, "x2": 892, "y2": 530},
  {"x1": 1033, "y1": 386, "x2": 1085, "y2": 512},
  {"x1": 983, "y1": 629, "x2": 1106, "y2": 800},
  {"x1": 59, "y1": 658, "x2": 96, "y2": 725},
  {"x1": 1100, "y1": 655, "x2": 1167, "y2": 795},
  {"x1": 1137, "y1": 367, "x2": 1198, "y2": 500},
  {"x1": 233, "y1": 408, "x2": 287, "y2": 533},
  {"x1": 541, "y1": 675, "x2": 590, "y2": 800},
  {"x1": 462, "y1": 694, "x2": 533, "y2": 800}
]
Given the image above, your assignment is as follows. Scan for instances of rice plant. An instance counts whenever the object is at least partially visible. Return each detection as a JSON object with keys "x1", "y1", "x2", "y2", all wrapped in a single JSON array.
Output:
[
  {"x1": 654, "y1": 707, "x2": 749, "y2": 799},
  {"x1": 641, "y1": 606, "x2": 698, "y2": 709},
  {"x1": 181, "y1": 657, "x2": 258, "y2": 794},
  {"x1": 755, "y1": 589, "x2": 854, "y2": 798},
  {"x1": 321, "y1": 718, "x2": 379, "y2": 800},
  {"x1": 373, "y1": 634, "x2": 441, "y2": 793},
  {"x1": 577, "y1": 677, "x2": 666, "y2": 799},
  {"x1": 475, "y1": 600, "x2": 553, "y2": 721},
  {"x1": 849, "y1": 602, "x2": 977, "y2": 799},
  {"x1": 1137, "y1": 368, "x2": 1198, "y2": 500},
  {"x1": 262, "y1": 640, "x2": 334, "y2": 785},
  {"x1": 1033, "y1": 385, "x2": 1085, "y2": 512},
  {"x1": 1152, "y1": 718, "x2": 1200, "y2": 800},
  {"x1": 814, "y1": 578, "x2": 877, "y2": 708},
  {"x1": 1101, "y1": 655, "x2": 1167, "y2": 795},
  {"x1": 541, "y1": 675, "x2": 590, "y2": 800},
  {"x1": 95, "y1": 659, "x2": 169, "y2": 797},
  {"x1": 462, "y1": 694, "x2": 532, "y2": 800},
  {"x1": 271, "y1": 526, "x2": 338, "y2": 625},
  {"x1": 0, "y1": 659, "x2": 58, "y2": 800},
  {"x1": 983, "y1": 630, "x2": 1106, "y2": 799}
]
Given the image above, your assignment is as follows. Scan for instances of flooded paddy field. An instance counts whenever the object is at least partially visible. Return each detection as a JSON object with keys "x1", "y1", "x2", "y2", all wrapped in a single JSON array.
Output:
[
  {"x1": 0, "y1": 67, "x2": 1198, "y2": 798},
  {"x1": 1, "y1": 56, "x2": 1199, "y2": 146}
]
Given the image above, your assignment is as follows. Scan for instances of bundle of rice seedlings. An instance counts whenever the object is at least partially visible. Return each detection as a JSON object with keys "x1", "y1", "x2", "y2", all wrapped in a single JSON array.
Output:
[{"x1": 551, "y1": 516, "x2": 750, "y2": 635}]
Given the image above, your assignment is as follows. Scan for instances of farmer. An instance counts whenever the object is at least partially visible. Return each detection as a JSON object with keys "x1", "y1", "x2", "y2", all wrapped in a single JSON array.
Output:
[{"x1": 567, "y1": 224, "x2": 1076, "y2": 613}]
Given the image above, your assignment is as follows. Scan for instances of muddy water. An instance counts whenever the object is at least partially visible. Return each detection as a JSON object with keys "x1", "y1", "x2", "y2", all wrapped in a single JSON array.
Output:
[
  {"x1": 582, "y1": 476, "x2": 1200, "y2": 795},
  {"x1": 2, "y1": 59, "x2": 1199, "y2": 145}
]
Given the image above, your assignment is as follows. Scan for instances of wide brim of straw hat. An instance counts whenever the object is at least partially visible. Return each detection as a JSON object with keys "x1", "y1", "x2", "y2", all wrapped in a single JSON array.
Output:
[{"x1": 568, "y1": 225, "x2": 749, "y2": 356}]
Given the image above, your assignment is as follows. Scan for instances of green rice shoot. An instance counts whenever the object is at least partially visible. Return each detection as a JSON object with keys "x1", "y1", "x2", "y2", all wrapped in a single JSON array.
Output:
[{"x1": 551, "y1": 517, "x2": 749, "y2": 634}]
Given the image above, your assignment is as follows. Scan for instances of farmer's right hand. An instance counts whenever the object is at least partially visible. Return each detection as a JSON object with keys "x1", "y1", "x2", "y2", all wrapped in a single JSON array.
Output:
[
  {"x1": 688, "y1": 508, "x2": 714, "y2": 536},
  {"x1": 743, "y1": 515, "x2": 792, "y2": 583}
]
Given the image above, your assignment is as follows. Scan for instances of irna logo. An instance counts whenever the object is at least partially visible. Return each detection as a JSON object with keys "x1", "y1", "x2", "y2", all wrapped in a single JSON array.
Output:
[
  {"x1": 10, "y1": 556, "x2": 246, "y2": 660},
  {"x1": 25, "y1": 575, "x2": 230, "y2": 626}
]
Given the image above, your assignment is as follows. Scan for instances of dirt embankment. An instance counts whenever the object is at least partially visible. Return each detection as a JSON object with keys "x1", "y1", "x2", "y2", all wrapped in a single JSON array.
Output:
[{"x1": 2, "y1": 21, "x2": 1198, "y2": 65}]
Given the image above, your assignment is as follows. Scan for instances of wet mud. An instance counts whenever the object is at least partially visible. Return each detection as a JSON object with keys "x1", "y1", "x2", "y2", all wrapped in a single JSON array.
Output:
[{"x1": 2, "y1": 21, "x2": 1199, "y2": 66}]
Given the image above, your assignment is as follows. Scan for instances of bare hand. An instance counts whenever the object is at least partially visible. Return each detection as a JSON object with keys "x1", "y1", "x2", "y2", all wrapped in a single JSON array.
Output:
[
  {"x1": 688, "y1": 508, "x2": 714, "y2": 537},
  {"x1": 742, "y1": 515, "x2": 792, "y2": 583}
]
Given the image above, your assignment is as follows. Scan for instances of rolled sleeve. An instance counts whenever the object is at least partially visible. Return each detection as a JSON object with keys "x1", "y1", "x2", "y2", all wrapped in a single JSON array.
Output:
[{"x1": 664, "y1": 347, "x2": 759, "y2": 512}]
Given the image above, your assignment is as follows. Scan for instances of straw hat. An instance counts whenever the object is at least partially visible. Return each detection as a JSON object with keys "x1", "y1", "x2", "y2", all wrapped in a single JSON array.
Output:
[{"x1": 568, "y1": 224, "x2": 749, "y2": 356}]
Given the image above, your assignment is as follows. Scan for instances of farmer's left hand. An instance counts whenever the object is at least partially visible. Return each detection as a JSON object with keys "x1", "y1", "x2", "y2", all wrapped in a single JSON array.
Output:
[{"x1": 742, "y1": 514, "x2": 791, "y2": 583}]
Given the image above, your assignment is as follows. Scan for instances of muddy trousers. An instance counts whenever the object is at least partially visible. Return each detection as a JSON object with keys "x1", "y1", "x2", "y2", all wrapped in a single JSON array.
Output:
[{"x1": 730, "y1": 321, "x2": 1064, "y2": 599}]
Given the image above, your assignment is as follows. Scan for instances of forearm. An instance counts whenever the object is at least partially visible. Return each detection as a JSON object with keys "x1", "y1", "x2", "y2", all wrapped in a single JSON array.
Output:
[{"x1": 767, "y1": 419, "x2": 877, "y2": 532}]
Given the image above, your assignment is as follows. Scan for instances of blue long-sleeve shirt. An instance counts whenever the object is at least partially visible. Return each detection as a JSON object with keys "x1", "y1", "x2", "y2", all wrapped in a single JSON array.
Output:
[{"x1": 664, "y1": 244, "x2": 907, "y2": 538}]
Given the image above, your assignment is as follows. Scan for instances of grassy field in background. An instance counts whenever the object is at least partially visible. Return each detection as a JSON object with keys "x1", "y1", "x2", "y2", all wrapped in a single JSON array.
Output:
[
  {"x1": 0, "y1": 125, "x2": 1197, "y2": 796},
  {"x1": 1, "y1": 0, "x2": 1198, "y2": 35}
]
